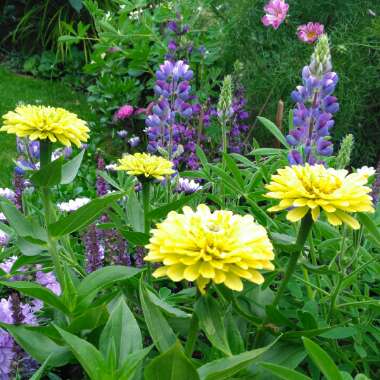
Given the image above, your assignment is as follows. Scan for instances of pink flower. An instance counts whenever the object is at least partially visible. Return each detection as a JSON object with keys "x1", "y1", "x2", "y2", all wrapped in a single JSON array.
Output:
[
  {"x1": 262, "y1": 0, "x2": 289, "y2": 30},
  {"x1": 114, "y1": 104, "x2": 134, "y2": 121},
  {"x1": 297, "y1": 22, "x2": 324, "y2": 44}
]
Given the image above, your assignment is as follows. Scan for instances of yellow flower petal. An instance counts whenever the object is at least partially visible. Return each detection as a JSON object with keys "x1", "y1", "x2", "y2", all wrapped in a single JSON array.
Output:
[{"x1": 286, "y1": 207, "x2": 309, "y2": 222}]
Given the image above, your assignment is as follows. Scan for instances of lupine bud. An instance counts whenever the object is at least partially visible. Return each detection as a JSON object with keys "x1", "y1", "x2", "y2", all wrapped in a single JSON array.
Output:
[
  {"x1": 217, "y1": 75, "x2": 233, "y2": 125},
  {"x1": 335, "y1": 134, "x2": 354, "y2": 169},
  {"x1": 309, "y1": 34, "x2": 332, "y2": 78}
]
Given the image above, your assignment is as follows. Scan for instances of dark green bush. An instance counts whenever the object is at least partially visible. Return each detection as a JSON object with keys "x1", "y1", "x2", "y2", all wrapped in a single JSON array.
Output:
[{"x1": 213, "y1": 0, "x2": 380, "y2": 166}]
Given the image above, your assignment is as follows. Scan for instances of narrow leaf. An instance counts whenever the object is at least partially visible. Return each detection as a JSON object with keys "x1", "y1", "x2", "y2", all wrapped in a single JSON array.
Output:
[
  {"x1": 261, "y1": 362, "x2": 312, "y2": 380},
  {"x1": 61, "y1": 150, "x2": 85, "y2": 184},
  {"x1": 302, "y1": 337, "x2": 343, "y2": 380},
  {"x1": 257, "y1": 116, "x2": 288, "y2": 147}
]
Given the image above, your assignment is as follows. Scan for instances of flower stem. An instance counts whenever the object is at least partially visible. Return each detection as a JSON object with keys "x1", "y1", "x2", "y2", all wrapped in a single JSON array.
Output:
[
  {"x1": 39, "y1": 140, "x2": 65, "y2": 287},
  {"x1": 184, "y1": 312, "x2": 199, "y2": 358},
  {"x1": 254, "y1": 212, "x2": 313, "y2": 347},
  {"x1": 271, "y1": 212, "x2": 314, "y2": 308},
  {"x1": 142, "y1": 181, "x2": 151, "y2": 234}
]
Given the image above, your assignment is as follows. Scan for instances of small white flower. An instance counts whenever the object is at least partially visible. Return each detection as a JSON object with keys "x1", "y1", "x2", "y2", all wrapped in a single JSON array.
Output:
[
  {"x1": 106, "y1": 163, "x2": 118, "y2": 171},
  {"x1": 357, "y1": 166, "x2": 376, "y2": 179},
  {"x1": 0, "y1": 188, "x2": 15, "y2": 201},
  {"x1": 175, "y1": 178, "x2": 202, "y2": 194},
  {"x1": 0, "y1": 231, "x2": 9, "y2": 247},
  {"x1": 57, "y1": 197, "x2": 91, "y2": 212},
  {"x1": 0, "y1": 213, "x2": 6, "y2": 222}
]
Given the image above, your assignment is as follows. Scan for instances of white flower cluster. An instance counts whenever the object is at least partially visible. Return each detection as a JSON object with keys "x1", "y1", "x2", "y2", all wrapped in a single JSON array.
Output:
[{"x1": 57, "y1": 197, "x2": 90, "y2": 212}]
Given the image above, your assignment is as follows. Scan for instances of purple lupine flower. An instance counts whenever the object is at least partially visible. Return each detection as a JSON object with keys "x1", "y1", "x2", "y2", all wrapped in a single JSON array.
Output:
[
  {"x1": 35, "y1": 265, "x2": 61, "y2": 295},
  {"x1": 0, "y1": 329, "x2": 15, "y2": 379},
  {"x1": 371, "y1": 160, "x2": 380, "y2": 205},
  {"x1": 286, "y1": 35, "x2": 339, "y2": 165},
  {"x1": 84, "y1": 224, "x2": 104, "y2": 273}
]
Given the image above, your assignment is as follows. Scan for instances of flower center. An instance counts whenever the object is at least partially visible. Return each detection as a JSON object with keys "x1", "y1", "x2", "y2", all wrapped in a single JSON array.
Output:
[
  {"x1": 299, "y1": 172, "x2": 342, "y2": 195},
  {"x1": 306, "y1": 32, "x2": 316, "y2": 40}
]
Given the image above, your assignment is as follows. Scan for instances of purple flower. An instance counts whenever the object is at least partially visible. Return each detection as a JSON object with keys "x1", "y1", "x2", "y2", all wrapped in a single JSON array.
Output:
[
  {"x1": 84, "y1": 224, "x2": 104, "y2": 273},
  {"x1": 128, "y1": 136, "x2": 140, "y2": 147},
  {"x1": 0, "y1": 188, "x2": 15, "y2": 202},
  {"x1": 117, "y1": 130, "x2": 128, "y2": 138},
  {"x1": 174, "y1": 178, "x2": 202, "y2": 194},
  {"x1": 262, "y1": 0, "x2": 289, "y2": 30},
  {"x1": 297, "y1": 22, "x2": 324, "y2": 44},
  {"x1": 13, "y1": 172, "x2": 25, "y2": 210},
  {"x1": 114, "y1": 105, "x2": 134, "y2": 121},
  {"x1": 96, "y1": 154, "x2": 108, "y2": 197},
  {"x1": 35, "y1": 265, "x2": 61, "y2": 295}
]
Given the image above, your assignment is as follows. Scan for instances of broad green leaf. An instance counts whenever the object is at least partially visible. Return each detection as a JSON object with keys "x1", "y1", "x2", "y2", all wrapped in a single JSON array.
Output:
[
  {"x1": 100, "y1": 298, "x2": 142, "y2": 367},
  {"x1": 139, "y1": 279, "x2": 176, "y2": 353},
  {"x1": 30, "y1": 354, "x2": 52, "y2": 380},
  {"x1": 147, "y1": 290, "x2": 190, "y2": 319},
  {"x1": 1, "y1": 323, "x2": 72, "y2": 367},
  {"x1": 30, "y1": 157, "x2": 63, "y2": 187},
  {"x1": 148, "y1": 193, "x2": 199, "y2": 220},
  {"x1": 76, "y1": 266, "x2": 141, "y2": 309},
  {"x1": 56, "y1": 325, "x2": 108, "y2": 380},
  {"x1": 117, "y1": 346, "x2": 152, "y2": 380},
  {"x1": 68, "y1": 305, "x2": 108, "y2": 333},
  {"x1": 144, "y1": 342, "x2": 200, "y2": 380},
  {"x1": 260, "y1": 362, "x2": 311, "y2": 380},
  {"x1": 119, "y1": 230, "x2": 150, "y2": 245},
  {"x1": 257, "y1": 117, "x2": 288, "y2": 147},
  {"x1": 16, "y1": 237, "x2": 45, "y2": 256},
  {"x1": 61, "y1": 150, "x2": 85, "y2": 184},
  {"x1": 357, "y1": 213, "x2": 380, "y2": 246},
  {"x1": 302, "y1": 337, "x2": 343, "y2": 380},
  {"x1": 194, "y1": 295, "x2": 231, "y2": 356},
  {"x1": 198, "y1": 338, "x2": 279, "y2": 380},
  {"x1": 126, "y1": 190, "x2": 144, "y2": 232},
  {"x1": 49, "y1": 192, "x2": 124, "y2": 237},
  {"x1": 0, "y1": 200, "x2": 47, "y2": 242},
  {"x1": 0, "y1": 281, "x2": 68, "y2": 313}
]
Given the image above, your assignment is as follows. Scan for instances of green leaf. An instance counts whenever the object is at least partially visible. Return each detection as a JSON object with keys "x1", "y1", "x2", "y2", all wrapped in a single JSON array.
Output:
[
  {"x1": 139, "y1": 279, "x2": 176, "y2": 353},
  {"x1": 357, "y1": 213, "x2": 380, "y2": 246},
  {"x1": 119, "y1": 230, "x2": 150, "y2": 245},
  {"x1": 117, "y1": 346, "x2": 152, "y2": 380},
  {"x1": 30, "y1": 157, "x2": 63, "y2": 187},
  {"x1": 30, "y1": 354, "x2": 52, "y2": 380},
  {"x1": 16, "y1": 237, "x2": 45, "y2": 256},
  {"x1": 223, "y1": 153, "x2": 245, "y2": 189},
  {"x1": 99, "y1": 298, "x2": 142, "y2": 368},
  {"x1": 197, "y1": 338, "x2": 279, "y2": 380},
  {"x1": 302, "y1": 337, "x2": 343, "y2": 380},
  {"x1": 257, "y1": 117, "x2": 289, "y2": 147},
  {"x1": 68, "y1": 305, "x2": 108, "y2": 333},
  {"x1": 319, "y1": 327, "x2": 357, "y2": 339},
  {"x1": 250, "y1": 148, "x2": 286, "y2": 156},
  {"x1": 77, "y1": 266, "x2": 141, "y2": 309},
  {"x1": 126, "y1": 190, "x2": 144, "y2": 232},
  {"x1": 194, "y1": 295, "x2": 231, "y2": 356},
  {"x1": 148, "y1": 193, "x2": 199, "y2": 220},
  {"x1": 144, "y1": 341, "x2": 200, "y2": 380},
  {"x1": 1, "y1": 323, "x2": 72, "y2": 367},
  {"x1": 260, "y1": 362, "x2": 311, "y2": 380},
  {"x1": 0, "y1": 281, "x2": 68, "y2": 313},
  {"x1": 56, "y1": 325, "x2": 108, "y2": 380},
  {"x1": 61, "y1": 150, "x2": 85, "y2": 184},
  {"x1": 147, "y1": 290, "x2": 190, "y2": 319},
  {"x1": 49, "y1": 192, "x2": 124, "y2": 237},
  {"x1": 0, "y1": 200, "x2": 46, "y2": 242}
]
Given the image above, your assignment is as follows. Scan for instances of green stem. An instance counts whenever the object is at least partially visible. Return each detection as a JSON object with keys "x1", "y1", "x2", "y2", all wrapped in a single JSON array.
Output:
[
  {"x1": 254, "y1": 212, "x2": 313, "y2": 347},
  {"x1": 271, "y1": 212, "x2": 314, "y2": 308},
  {"x1": 142, "y1": 181, "x2": 151, "y2": 281},
  {"x1": 184, "y1": 312, "x2": 199, "y2": 358},
  {"x1": 142, "y1": 181, "x2": 151, "y2": 234},
  {"x1": 39, "y1": 140, "x2": 65, "y2": 287}
]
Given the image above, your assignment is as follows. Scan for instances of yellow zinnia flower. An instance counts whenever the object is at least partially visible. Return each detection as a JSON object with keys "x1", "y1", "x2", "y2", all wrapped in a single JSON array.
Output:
[
  {"x1": 1, "y1": 105, "x2": 89, "y2": 147},
  {"x1": 265, "y1": 164, "x2": 374, "y2": 230},
  {"x1": 145, "y1": 204, "x2": 274, "y2": 293},
  {"x1": 116, "y1": 153, "x2": 175, "y2": 180}
]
